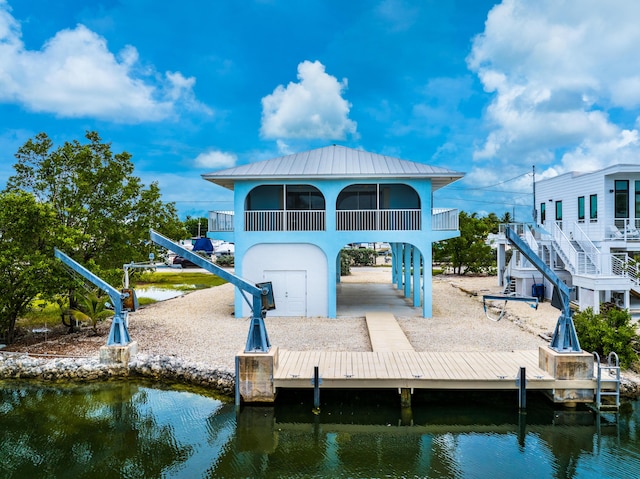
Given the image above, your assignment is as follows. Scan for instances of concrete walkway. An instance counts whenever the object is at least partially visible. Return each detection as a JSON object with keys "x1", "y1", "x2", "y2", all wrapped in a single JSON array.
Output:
[{"x1": 336, "y1": 282, "x2": 421, "y2": 317}]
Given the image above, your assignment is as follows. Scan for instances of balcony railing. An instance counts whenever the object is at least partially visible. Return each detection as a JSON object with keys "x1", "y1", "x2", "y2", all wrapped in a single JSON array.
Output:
[
  {"x1": 213, "y1": 207, "x2": 460, "y2": 233},
  {"x1": 209, "y1": 211, "x2": 234, "y2": 232},
  {"x1": 245, "y1": 210, "x2": 326, "y2": 231},
  {"x1": 336, "y1": 209, "x2": 421, "y2": 231},
  {"x1": 432, "y1": 208, "x2": 458, "y2": 231}
]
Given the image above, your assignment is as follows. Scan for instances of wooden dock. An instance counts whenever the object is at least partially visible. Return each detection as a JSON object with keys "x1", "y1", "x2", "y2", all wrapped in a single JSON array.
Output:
[
  {"x1": 273, "y1": 349, "x2": 595, "y2": 391},
  {"x1": 272, "y1": 312, "x2": 596, "y2": 393}
]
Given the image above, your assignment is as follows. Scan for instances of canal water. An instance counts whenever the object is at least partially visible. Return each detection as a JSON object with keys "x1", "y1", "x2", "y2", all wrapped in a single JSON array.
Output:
[{"x1": 1, "y1": 380, "x2": 638, "y2": 478}]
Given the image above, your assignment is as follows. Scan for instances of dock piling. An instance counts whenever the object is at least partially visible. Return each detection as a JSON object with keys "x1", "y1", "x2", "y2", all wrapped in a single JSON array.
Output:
[
  {"x1": 517, "y1": 367, "x2": 526, "y2": 410},
  {"x1": 312, "y1": 366, "x2": 321, "y2": 413}
]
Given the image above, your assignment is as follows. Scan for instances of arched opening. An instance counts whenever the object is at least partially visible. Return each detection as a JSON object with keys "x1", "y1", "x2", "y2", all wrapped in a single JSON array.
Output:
[
  {"x1": 244, "y1": 184, "x2": 325, "y2": 231},
  {"x1": 336, "y1": 184, "x2": 421, "y2": 230},
  {"x1": 335, "y1": 241, "x2": 423, "y2": 316}
]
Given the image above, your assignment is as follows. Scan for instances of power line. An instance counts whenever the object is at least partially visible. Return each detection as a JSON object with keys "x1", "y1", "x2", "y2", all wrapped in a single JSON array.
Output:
[{"x1": 454, "y1": 171, "x2": 531, "y2": 191}]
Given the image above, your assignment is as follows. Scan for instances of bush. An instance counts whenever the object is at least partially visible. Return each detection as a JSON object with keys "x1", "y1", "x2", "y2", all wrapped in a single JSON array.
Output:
[
  {"x1": 216, "y1": 255, "x2": 234, "y2": 267},
  {"x1": 342, "y1": 248, "x2": 376, "y2": 267},
  {"x1": 573, "y1": 304, "x2": 639, "y2": 369},
  {"x1": 340, "y1": 250, "x2": 351, "y2": 276}
]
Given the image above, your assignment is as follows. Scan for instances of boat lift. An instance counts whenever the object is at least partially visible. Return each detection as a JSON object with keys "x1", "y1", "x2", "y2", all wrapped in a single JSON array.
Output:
[
  {"x1": 482, "y1": 294, "x2": 538, "y2": 322},
  {"x1": 54, "y1": 248, "x2": 137, "y2": 346},
  {"x1": 484, "y1": 225, "x2": 581, "y2": 353},
  {"x1": 148, "y1": 229, "x2": 275, "y2": 353}
]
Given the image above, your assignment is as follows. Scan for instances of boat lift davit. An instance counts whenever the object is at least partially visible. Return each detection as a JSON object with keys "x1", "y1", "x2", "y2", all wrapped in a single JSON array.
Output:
[
  {"x1": 54, "y1": 248, "x2": 137, "y2": 346},
  {"x1": 483, "y1": 225, "x2": 581, "y2": 353},
  {"x1": 148, "y1": 229, "x2": 275, "y2": 353}
]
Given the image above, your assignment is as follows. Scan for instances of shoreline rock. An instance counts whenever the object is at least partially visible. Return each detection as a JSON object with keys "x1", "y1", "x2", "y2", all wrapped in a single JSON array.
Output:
[{"x1": 0, "y1": 352, "x2": 235, "y2": 397}]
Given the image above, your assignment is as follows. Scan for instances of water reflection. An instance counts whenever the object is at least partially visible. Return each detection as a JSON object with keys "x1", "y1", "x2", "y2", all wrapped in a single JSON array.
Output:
[{"x1": 0, "y1": 382, "x2": 638, "y2": 478}]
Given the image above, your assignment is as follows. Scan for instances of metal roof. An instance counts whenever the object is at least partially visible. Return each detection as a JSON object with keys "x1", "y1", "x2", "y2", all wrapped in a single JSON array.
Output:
[{"x1": 202, "y1": 145, "x2": 464, "y2": 191}]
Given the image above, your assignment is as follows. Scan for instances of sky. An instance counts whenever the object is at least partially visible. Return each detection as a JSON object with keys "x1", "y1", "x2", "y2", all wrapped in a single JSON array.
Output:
[{"x1": 2, "y1": 0, "x2": 640, "y2": 221}]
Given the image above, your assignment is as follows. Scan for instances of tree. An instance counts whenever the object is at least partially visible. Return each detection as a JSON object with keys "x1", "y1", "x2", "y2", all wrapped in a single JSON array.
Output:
[
  {"x1": 0, "y1": 191, "x2": 65, "y2": 343},
  {"x1": 433, "y1": 211, "x2": 496, "y2": 275},
  {"x1": 183, "y1": 216, "x2": 209, "y2": 238},
  {"x1": 6, "y1": 131, "x2": 187, "y2": 285},
  {"x1": 68, "y1": 290, "x2": 113, "y2": 334}
]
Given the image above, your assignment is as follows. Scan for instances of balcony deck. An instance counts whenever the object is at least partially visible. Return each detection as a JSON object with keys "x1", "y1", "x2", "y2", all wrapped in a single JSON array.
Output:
[{"x1": 209, "y1": 208, "x2": 458, "y2": 233}]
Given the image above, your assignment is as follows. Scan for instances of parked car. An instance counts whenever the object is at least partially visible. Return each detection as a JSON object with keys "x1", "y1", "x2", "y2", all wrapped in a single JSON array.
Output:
[{"x1": 172, "y1": 256, "x2": 198, "y2": 268}]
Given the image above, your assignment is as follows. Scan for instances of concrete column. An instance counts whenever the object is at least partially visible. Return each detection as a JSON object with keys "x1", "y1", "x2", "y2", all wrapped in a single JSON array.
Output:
[
  {"x1": 395, "y1": 243, "x2": 403, "y2": 290},
  {"x1": 413, "y1": 248, "x2": 421, "y2": 307},
  {"x1": 404, "y1": 243, "x2": 411, "y2": 298}
]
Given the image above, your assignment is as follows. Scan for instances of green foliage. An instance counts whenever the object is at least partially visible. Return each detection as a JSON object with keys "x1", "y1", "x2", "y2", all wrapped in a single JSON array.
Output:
[
  {"x1": 573, "y1": 304, "x2": 639, "y2": 368},
  {"x1": 183, "y1": 216, "x2": 209, "y2": 239},
  {"x1": 433, "y1": 211, "x2": 497, "y2": 275},
  {"x1": 215, "y1": 255, "x2": 235, "y2": 267},
  {"x1": 6, "y1": 131, "x2": 187, "y2": 286},
  {"x1": 68, "y1": 290, "x2": 113, "y2": 333},
  {"x1": 0, "y1": 191, "x2": 65, "y2": 343},
  {"x1": 340, "y1": 248, "x2": 377, "y2": 275},
  {"x1": 340, "y1": 250, "x2": 351, "y2": 276},
  {"x1": 136, "y1": 271, "x2": 227, "y2": 288}
]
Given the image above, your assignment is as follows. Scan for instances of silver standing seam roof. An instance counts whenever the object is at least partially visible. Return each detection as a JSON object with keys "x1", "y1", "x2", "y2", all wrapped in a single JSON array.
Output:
[{"x1": 202, "y1": 145, "x2": 464, "y2": 191}]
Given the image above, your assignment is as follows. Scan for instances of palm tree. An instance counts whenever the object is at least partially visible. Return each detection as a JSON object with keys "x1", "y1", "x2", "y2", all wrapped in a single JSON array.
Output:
[{"x1": 68, "y1": 290, "x2": 113, "y2": 334}]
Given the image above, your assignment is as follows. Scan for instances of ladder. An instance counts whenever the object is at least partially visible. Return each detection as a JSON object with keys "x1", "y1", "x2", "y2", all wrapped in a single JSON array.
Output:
[{"x1": 593, "y1": 352, "x2": 621, "y2": 410}]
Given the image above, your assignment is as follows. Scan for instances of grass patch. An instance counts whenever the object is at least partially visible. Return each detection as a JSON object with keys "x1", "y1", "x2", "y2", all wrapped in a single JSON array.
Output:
[
  {"x1": 19, "y1": 300, "x2": 63, "y2": 328},
  {"x1": 137, "y1": 297, "x2": 158, "y2": 306},
  {"x1": 135, "y1": 272, "x2": 227, "y2": 289}
]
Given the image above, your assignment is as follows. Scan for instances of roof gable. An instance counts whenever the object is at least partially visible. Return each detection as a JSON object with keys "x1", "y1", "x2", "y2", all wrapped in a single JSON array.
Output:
[{"x1": 202, "y1": 145, "x2": 464, "y2": 190}]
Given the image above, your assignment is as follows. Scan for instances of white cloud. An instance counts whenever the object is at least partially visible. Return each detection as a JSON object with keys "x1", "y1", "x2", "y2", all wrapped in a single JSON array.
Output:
[
  {"x1": 468, "y1": 0, "x2": 640, "y2": 178},
  {"x1": 0, "y1": 2, "x2": 210, "y2": 122},
  {"x1": 194, "y1": 150, "x2": 237, "y2": 169},
  {"x1": 260, "y1": 60, "x2": 357, "y2": 140}
]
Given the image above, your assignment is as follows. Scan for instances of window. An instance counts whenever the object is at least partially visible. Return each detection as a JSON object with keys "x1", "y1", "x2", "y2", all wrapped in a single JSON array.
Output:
[
  {"x1": 245, "y1": 185, "x2": 283, "y2": 211},
  {"x1": 635, "y1": 181, "x2": 640, "y2": 218},
  {"x1": 555, "y1": 200, "x2": 562, "y2": 221},
  {"x1": 540, "y1": 203, "x2": 546, "y2": 223},
  {"x1": 337, "y1": 184, "x2": 420, "y2": 210},
  {"x1": 578, "y1": 196, "x2": 585, "y2": 221},
  {"x1": 285, "y1": 185, "x2": 325, "y2": 210},
  {"x1": 336, "y1": 184, "x2": 377, "y2": 210},
  {"x1": 615, "y1": 180, "x2": 629, "y2": 218},
  {"x1": 590, "y1": 194, "x2": 598, "y2": 220}
]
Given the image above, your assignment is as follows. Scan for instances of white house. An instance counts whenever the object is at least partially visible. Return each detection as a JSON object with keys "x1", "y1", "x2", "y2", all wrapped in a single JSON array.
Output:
[
  {"x1": 497, "y1": 164, "x2": 640, "y2": 315},
  {"x1": 202, "y1": 145, "x2": 464, "y2": 319}
]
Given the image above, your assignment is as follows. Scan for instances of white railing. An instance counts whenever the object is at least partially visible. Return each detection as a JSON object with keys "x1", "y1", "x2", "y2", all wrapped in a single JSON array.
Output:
[
  {"x1": 611, "y1": 219, "x2": 640, "y2": 240},
  {"x1": 209, "y1": 211, "x2": 234, "y2": 232},
  {"x1": 244, "y1": 210, "x2": 326, "y2": 231},
  {"x1": 286, "y1": 210, "x2": 326, "y2": 231},
  {"x1": 573, "y1": 222, "x2": 600, "y2": 274},
  {"x1": 611, "y1": 253, "x2": 640, "y2": 286},
  {"x1": 548, "y1": 221, "x2": 578, "y2": 274},
  {"x1": 245, "y1": 210, "x2": 284, "y2": 231},
  {"x1": 432, "y1": 208, "x2": 458, "y2": 231},
  {"x1": 336, "y1": 209, "x2": 421, "y2": 231}
]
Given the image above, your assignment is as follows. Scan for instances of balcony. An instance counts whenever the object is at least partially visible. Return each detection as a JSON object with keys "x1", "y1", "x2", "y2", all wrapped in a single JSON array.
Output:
[
  {"x1": 210, "y1": 207, "x2": 459, "y2": 233},
  {"x1": 336, "y1": 209, "x2": 421, "y2": 231},
  {"x1": 245, "y1": 210, "x2": 326, "y2": 231}
]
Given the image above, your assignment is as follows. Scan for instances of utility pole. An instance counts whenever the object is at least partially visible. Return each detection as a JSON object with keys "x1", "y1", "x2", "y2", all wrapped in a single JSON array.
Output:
[{"x1": 532, "y1": 165, "x2": 536, "y2": 223}]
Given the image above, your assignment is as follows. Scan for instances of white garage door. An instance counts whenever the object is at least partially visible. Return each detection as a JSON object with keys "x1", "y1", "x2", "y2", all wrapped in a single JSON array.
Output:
[{"x1": 264, "y1": 270, "x2": 307, "y2": 316}]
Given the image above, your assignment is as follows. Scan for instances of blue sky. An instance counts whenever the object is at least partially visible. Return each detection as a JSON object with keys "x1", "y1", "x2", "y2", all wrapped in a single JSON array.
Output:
[{"x1": 2, "y1": 0, "x2": 640, "y2": 221}]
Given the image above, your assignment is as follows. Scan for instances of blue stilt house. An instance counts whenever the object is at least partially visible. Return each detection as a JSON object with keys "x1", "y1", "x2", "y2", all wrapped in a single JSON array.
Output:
[{"x1": 203, "y1": 145, "x2": 463, "y2": 318}]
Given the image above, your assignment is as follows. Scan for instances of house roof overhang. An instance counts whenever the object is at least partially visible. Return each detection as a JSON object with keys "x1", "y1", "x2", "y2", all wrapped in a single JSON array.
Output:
[{"x1": 201, "y1": 145, "x2": 464, "y2": 191}]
